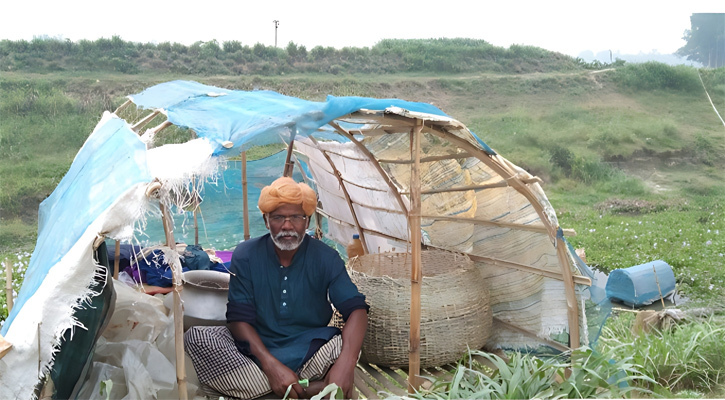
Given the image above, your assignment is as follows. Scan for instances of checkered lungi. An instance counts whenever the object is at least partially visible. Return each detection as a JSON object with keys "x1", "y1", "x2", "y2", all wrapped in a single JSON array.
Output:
[{"x1": 184, "y1": 326, "x2": 342, "y2": 399}]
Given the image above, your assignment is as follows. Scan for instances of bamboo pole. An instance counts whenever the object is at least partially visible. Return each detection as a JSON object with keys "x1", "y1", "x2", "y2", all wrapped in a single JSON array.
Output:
[
  {"x1": 0, "y1": 334, "x2": 11, "y2": 359},
  {"x1": 113, "y1": 241, "x2": 120, "y2": 280},
  {"x1": 192, "y1": 177, "x2": 199, "y2": 246},
  {"x1": 160, "y1": 203, "x2": 188, "y2": 400},
  {"x1": 327, "y1": 121, "x2": 410, "y2": 217},
  {"x1": 555, "y1": 234, "x2": 581, "y2": 348},
  {"x1": 467, "y1": 253, "x2": 591, "y2": 286},
  {"x1": 408, "y1": 121, "x2": 424, "y2": 393},
  {"x1": 4, "y1": 258, "x2": 13, "y2": 312},
  {"x1": 242, "y1": 151, "x2": 250, "y2": 241},
  {"x1": 193, "y1": 210, "x2": 199, "y2": 246},
  {"x1": 283, "y1": 126, "x2": 297, "y2": 178},
  {"x1": 131, "y1": 110, "x2": 161, "y2": 133},
  {"x1": 113, "y1": 99, "x2": 133, "y2": 115},
  {"x1": 493, "y1": 317, "x2": 570, "y2": 352},
  {"x1": 308, "y1": 136, "x2": 368, "y2": 253}
]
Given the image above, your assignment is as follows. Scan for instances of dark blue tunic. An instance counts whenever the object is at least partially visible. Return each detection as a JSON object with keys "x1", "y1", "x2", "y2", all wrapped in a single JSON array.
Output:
[{"x1": 226, "y1": 233, "x2": 367, "y2": 371}]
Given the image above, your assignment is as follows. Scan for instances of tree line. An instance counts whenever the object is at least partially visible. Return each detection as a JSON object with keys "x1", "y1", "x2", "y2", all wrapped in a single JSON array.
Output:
[{"x1": 0, "y1": 36, "x2": 587, "y2": 75}]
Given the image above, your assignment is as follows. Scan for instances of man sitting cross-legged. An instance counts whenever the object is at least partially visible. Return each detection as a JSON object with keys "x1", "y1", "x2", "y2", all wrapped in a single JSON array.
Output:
[{"x1": 185, "y1": 177, "x2": 369, "y2": 399}]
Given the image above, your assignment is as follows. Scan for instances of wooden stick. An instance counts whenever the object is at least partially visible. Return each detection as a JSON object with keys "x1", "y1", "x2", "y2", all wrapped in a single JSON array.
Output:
[
  {"x1": 555, "y1": 236, "x2": 581, "y2": 348},
  {"x1": 113, "y1": 241, "x2": 120, "y2": 280},
  {"x1": 493, "y1": 317, "x2": 570, "y2": 352},
  {"x1": 467, "y1": 253, "x2": 591, "y2": 286},
  {"x1": 401, "y1": 178, "x2": 542, "y2": 195},
  {"x1": 652, "y1": 264, "x2": 666, "y2": 308},
  {"x1": 419, "y1": 214, "x2": 577, "y2": 237},
  {"x1": 327, "y1": 121, "x2": 410, "y2": 217},
  {"x1": 309, "y1": 136, "x2": 368, "y2": 252},
  {"x1": 242, "y1": 151, "x2": 250, "y2": 241},
  {"x1": 132, "y1": 110, "x2": 161, "y2": 133},
  {"x1": 415, "y1": 120, "x2": 581, "y2": 350},
  {"x1": 113, "y1": 99, "x2": 133, "y2": 115},
  {"x1": 0, "y1": 334, "x2": 12, "y2": 359},
  {"x1": 4, "y1": 259, "x2": 13, "y2": 312},
  {"x1": 377, "y1": 152, "x2": 475, "y2": 164},
  {"x1": 408, "y1": 120, "x2": 424, "y2": 392},
  {"x1": 160, "y1": 203, "x2": 188, "y2": 400},
  {"x1": 283, "y1": 126, "x2": 297, "y2": 177}
]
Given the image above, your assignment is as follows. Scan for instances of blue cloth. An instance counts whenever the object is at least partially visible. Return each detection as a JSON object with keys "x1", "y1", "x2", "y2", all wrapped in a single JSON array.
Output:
[{"x1": 226, "y1": 234, "x2": 368, "y2": 371}]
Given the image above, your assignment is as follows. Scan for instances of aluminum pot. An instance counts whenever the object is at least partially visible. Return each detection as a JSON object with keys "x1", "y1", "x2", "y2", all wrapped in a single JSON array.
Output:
[{"x1": 164, "y1": 270, "x2": 230, "y2": 330}]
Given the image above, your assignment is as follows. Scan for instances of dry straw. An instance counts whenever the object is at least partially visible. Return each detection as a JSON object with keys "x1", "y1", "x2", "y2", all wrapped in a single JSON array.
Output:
[{"x1": 347, "y1": 249, "x2": 492, "y2": 368}]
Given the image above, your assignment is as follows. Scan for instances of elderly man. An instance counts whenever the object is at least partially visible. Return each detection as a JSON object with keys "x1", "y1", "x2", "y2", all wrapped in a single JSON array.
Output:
[{"x1": 185, "y1": 177, "x2": 368, "y2": 399}]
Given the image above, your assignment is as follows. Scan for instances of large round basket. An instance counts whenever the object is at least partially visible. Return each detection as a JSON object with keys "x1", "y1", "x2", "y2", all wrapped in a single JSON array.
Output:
[{"x1": 348, "y1": 250, "x2": 492, "y2": 368}]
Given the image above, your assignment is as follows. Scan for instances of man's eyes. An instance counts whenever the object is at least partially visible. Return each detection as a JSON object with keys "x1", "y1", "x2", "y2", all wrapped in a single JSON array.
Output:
[{"x1": 269, "y1": 215, "x2": 307, "y2": 222}]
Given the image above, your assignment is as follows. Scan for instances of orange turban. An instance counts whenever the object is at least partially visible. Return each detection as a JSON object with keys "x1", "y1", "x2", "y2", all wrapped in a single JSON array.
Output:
[{"x1": 258, "y1": 177, "x2": 317, "y2": 216}]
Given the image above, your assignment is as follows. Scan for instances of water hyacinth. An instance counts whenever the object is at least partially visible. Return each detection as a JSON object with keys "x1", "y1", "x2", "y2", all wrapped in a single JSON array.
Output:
[
  {"x1": 562, "y1": 196, "x2": 724, "y2": 304},
  {"x1": 0, "y1": 250, "x2": 32, "y2": 322}
]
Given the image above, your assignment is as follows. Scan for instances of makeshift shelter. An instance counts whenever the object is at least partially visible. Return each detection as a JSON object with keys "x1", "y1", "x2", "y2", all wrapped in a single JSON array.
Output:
[{"x1": 0, "y1": 80, "x2": 596, "y2": 399}]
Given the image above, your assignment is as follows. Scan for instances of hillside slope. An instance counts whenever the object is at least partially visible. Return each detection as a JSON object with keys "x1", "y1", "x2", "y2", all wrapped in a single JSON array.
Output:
[{"x1": 1, "y1": 67, "x2": 724, "y2": 251}]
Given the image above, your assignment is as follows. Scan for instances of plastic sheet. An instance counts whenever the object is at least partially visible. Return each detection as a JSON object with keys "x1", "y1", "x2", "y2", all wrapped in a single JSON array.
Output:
[{"x1": 75, "y1": 281, "x2": 199, "y2": 399}]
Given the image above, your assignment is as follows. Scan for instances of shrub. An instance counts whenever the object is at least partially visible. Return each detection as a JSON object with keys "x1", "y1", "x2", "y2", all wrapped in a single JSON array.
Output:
[{"x1": 613, "y1": 62, "x2": 701, "y2": 92}]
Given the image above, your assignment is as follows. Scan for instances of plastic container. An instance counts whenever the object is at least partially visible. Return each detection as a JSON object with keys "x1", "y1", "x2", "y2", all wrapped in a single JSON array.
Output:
[
  {"x1": 605, "y1": 260, "x2": 676, "y2": 307},
  {"x1": 346, "y1": 234, "x2": 365, "y2": 259}
]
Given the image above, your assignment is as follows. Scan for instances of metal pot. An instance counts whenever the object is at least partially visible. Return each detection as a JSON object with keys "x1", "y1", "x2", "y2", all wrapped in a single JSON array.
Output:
[{"x1": 164, "y1": 270, "x2": 230, "y2": 330}]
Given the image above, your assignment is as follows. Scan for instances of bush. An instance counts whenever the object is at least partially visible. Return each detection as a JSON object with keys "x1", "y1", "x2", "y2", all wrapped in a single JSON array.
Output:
[{"x1": 613, "y1": 62, "x2": 701, "y2": 92}]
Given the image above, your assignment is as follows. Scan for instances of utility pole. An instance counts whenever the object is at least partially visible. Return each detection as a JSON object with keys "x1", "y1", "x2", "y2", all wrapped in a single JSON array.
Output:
[{"x1": 273, "y1": 20, "x2": 280, "y2": 47}]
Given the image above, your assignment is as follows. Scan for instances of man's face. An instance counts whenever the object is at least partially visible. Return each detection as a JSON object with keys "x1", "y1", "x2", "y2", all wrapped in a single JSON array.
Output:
[{"x1": 265, "y1": 203, "x2": 310, "y2": 251}]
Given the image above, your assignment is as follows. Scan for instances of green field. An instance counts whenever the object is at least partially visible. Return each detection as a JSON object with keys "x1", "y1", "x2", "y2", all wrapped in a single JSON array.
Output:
[{"x1": 1, "y1": 53, "x2": 725, "y2": 396}]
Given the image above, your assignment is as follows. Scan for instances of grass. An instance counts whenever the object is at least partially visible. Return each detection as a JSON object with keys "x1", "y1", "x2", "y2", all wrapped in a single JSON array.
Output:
[
  {"x1": 381, "y1": 347, "x2": 656, "y2": 399},
  {"x1": 1, "y1": 64, "x2": 725, "y2": 397},
  {"x1": 598, "y1": 311, "x2": 725, "y2": 396}
]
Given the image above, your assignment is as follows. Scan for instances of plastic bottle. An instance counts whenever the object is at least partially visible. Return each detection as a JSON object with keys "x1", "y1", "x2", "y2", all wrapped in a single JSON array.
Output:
[{"x1": 346, "y1": 234, "x2": 365, "y2": 259}]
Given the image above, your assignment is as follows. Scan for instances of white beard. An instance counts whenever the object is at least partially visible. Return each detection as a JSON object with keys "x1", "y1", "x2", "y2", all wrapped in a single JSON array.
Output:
[{"x1": 271, "y1": 230, "x2": 303, "y2": 251}]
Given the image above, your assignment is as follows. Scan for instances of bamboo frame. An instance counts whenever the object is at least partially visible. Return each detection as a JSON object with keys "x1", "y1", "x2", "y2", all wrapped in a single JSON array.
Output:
[
  {"x1": 340, "y1": 110, "x2": 581, "y2": 348},
  {"x1": 315, "y1": 209, "x2": 406, "y2": 245},
  {"x1": 402, "y1": 121, "x2": 582, "y2": 349},
  {"x1": 132, "y1": 110, "x2": 161, "y2": 133},
  {"x1": 377, "y1": 152, "x2": 474, "y2": 164},
  {"x1": 466, "y1": 253, "x2": 591, "y2": 286},
  {"x1": 327, "y1": 121, "x2": 410, "y2": 216},
  {"x1": 160, "y1": 203, "x2": 188, "y2": 400},
  {"x1": 308, "y1": 136, "x2": 368, "y2": 253},
  {"x1": 113, "y1": 99, "x2": 133, "y2": 115},
  {"x1": 420, "y1": 214, "x2": 576, "y2": 237},
  {"x1": 402, "y1": 178, "x2": 542, "y2": 195},
  {"x1": 148, "y1": 120, "x2": 174, "y2": 136},
  {"x1": 315, "y1": 181, "x2": 577, "y2": 238},
  {"x1": 408, "y1": 120, "x2": 424, "y2": 392},
  {"x1": 301, "y1": 153, "x2": 388, "y2": 193}
]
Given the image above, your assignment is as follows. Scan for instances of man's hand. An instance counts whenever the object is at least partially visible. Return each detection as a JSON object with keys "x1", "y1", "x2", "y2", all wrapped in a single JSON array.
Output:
[
  {"x1": 261, "y1": 359, "x2": 306, "y2": 399},
  {"x1": 324, "y1": 355, "x2": 356, "y2": 399}
]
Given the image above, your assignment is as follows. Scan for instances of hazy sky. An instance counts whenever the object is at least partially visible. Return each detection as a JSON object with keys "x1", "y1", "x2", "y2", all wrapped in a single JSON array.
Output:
[{"x1": 2, "y1": 0, "x2": 723, "y2": 57}]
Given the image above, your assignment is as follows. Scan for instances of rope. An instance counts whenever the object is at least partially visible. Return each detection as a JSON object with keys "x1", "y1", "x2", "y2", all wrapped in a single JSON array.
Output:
[{"x1": 698, "y1": 71, "x2": 725, "y2": 128}]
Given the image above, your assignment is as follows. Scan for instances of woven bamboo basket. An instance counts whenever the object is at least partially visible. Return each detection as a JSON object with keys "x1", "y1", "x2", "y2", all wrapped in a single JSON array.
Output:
[{"x1": 347, "y1": 250, "x2": 492, "y2": 368}]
